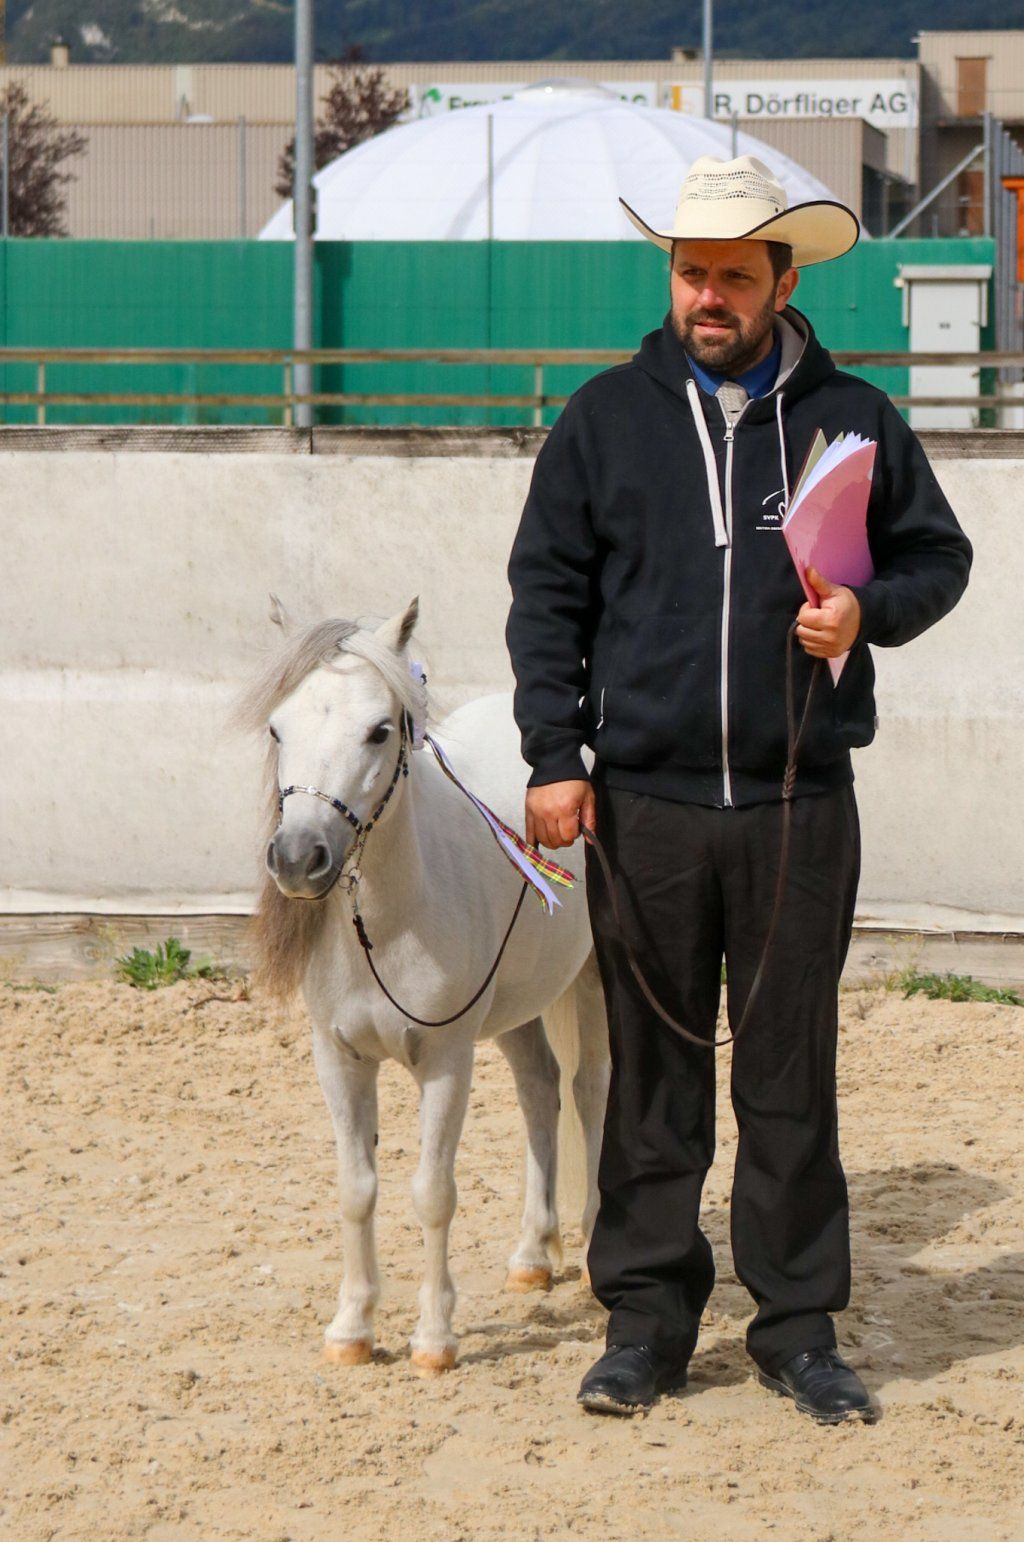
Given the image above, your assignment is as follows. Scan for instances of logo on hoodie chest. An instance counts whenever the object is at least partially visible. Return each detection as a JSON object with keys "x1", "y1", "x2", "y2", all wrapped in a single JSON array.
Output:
[{"x1": 756, "y1": 486, "x2": 787, "y2": 533}]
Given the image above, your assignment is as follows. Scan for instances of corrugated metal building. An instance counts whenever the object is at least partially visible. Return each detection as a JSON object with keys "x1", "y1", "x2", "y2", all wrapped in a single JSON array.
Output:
[
  {"x1": 59, "y1": 113, "x2": 891, "y2": 243},
  {"x1": 13, "y1": 35, "x2": 1024, "y2": 240},
  {"x1": 63, "y1": 123, "x2": 290, "y2": 239},
  {"x1": 0, "y1": 54, "x2": 920, "y2": 238}
]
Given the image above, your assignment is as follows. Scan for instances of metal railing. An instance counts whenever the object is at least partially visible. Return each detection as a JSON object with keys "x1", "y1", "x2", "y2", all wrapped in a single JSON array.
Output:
[{"x1": 0, "y1": 347, "x2": 1020, "y2": 425}]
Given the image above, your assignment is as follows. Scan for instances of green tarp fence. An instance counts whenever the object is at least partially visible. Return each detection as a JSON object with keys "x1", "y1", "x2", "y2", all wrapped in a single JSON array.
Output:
[{"x1": 0, "y1": 236, "x2": 996, "y2": 427}]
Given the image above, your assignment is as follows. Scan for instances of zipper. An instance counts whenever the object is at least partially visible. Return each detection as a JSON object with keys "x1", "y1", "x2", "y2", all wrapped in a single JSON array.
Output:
[
  {"x1": 596, "y1": 687, "x2": 605, "y2": 731},
  {"x1": 717, "y1": 396, "x2": 751, "y2": 809}
]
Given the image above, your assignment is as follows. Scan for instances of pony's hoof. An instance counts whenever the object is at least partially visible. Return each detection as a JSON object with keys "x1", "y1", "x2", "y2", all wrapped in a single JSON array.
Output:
[
  {"x1": 323, "y1": 1338, "x2": 373, "y2": 1366},
  {"x1": 505, "y1": 1265, "x2": 553, "y2": 1293},
  {"x1": 410, "y1": 1346, "x2": 457, "y2": 1377}
]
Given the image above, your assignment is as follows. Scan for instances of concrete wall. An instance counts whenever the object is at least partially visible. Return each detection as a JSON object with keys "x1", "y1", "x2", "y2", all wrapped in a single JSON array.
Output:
[{"x1": 0, "y1": 425, "x2": 1019, "y2": 933}]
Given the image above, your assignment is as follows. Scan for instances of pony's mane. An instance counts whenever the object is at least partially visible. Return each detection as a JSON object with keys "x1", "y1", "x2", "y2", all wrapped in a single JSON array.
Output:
[
  {"x1": 237, "y1": 616, "x2": 431, "y2": 733},
  {"x1": 239, "y1": 615, "x2": 434, "y2": 999}
]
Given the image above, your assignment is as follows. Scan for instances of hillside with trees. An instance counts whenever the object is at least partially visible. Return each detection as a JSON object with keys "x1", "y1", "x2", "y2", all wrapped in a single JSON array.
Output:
[{"x1": 7, "y1": 0, "x2": 1022, "y2": 65}]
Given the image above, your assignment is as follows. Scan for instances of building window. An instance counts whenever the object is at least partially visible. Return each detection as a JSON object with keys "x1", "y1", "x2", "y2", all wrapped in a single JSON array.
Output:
[
  {"x1": 955, "y1": 166, "x2": 985, "y2": 235},
  {"x1": 956, "y1": 57, "x2": 988, "y2": 119}
]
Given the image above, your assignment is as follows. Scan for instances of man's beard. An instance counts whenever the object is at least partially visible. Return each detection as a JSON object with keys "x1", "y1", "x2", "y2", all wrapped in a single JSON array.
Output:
[{"x1": 672, "y1": 292, "x2": 777, "y2": 375}]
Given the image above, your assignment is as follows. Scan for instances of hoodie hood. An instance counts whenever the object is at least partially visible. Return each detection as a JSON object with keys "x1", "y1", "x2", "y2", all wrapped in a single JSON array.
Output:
[{"x1": 634, "y1": 303, "x2": 836, "y2": 421}]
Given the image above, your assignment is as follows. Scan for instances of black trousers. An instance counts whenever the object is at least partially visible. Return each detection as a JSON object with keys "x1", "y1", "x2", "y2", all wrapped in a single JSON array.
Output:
[{"x1": 583, "y1": 778, "x2": 861, "y2": 1375}]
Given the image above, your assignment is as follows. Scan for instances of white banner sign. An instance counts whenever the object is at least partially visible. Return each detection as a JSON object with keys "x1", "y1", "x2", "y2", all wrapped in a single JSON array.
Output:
[
  {"x1": 410, "y1": 81, "x2": 658, "y2": 116},
  {"x1": 667, "y1": 79, "x2": 918, "y2": 129}
]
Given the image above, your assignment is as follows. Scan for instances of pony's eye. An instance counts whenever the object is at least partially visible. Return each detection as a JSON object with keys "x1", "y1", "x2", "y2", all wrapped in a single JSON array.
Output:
[
  {"x1": 268, "y1": 726, "x2": 280, "y2": 743},
  {"x1": 367, "y1": 722, "x2": 391, "y2": 745}
]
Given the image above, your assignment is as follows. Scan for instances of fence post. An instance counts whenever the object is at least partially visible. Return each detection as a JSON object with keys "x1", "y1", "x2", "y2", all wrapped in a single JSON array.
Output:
[
  {"x1": 238, "y1": 115, "x2": 247, "y2": 240},
  {"x1": 532, "y1": 362, "x2": 543, "y2": 428},
  {"x1": 1, "y1": 115, "x2": 9, "y2": 240},
  {"x1": 283, "y1": 362, "x2": 293, "y2": 427},
  {"x1": 36, "y1": 361, "x2": 45, "y2": 426}
]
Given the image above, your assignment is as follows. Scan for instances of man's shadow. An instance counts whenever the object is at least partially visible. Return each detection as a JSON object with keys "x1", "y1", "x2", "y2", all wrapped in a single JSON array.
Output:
[
  {"x1": 459, "y1": 1161, "x2": 1019, "y2": 1386},
  {"x1": 687, "y1": 1161, "x2": 1019, "y2": 1392}
]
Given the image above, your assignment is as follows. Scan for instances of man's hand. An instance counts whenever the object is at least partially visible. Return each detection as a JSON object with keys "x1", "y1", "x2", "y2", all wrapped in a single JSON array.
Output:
[
  {"x1": 525, "y1": 779, "x2": 595, "y2": 851},
  {"x1": 796, "y1": 566, "x2": 862, "y2": 659}
]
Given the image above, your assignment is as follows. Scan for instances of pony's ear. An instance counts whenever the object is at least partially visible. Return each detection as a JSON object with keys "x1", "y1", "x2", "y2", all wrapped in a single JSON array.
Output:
[
  {"x1": 268, "y1": 593, "x2": 292, "y2": 632},
  {"x1": 374, "y1": 595, "x2": 419, "y2": 653}
]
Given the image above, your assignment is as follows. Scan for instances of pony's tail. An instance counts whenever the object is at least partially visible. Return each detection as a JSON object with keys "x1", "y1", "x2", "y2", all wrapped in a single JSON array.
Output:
[{"x1": 542, "y1": 981, "x2": 588, "y2": 1251}]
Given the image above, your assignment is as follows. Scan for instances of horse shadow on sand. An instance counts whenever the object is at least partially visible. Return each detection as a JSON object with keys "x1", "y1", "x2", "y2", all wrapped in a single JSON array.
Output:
[
  {"x1": 457, "y1": 1266, "x2": 607, "y2": 1367},
  {"x1": 459, "y1": 1161, "x2": 1023, "y2": 1395}
]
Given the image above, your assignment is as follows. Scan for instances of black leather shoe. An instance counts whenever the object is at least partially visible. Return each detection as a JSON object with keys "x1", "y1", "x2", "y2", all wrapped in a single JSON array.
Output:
[
  {"x1": 758, "y1": 1347, "x2": 879, "y2": 1424},
  {"x1": 577, "y1": 1344, "x2": 688, "y2": 1416}
]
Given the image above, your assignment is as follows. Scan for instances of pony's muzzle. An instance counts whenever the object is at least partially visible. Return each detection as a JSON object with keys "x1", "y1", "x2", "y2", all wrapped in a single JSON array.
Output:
[{"x1": 266, "y1": 826, "x2": 340, "y2": 899}]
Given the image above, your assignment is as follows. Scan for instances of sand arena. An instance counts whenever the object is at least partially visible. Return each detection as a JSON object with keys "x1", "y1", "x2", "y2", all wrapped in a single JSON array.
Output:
[{"x1": 2, "y1": 976, "x2": 1022, "y2": 1540}]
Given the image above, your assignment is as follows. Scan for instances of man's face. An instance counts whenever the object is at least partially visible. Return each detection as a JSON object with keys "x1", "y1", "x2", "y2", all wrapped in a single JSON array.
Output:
[{"x1": 669, "y1": 238, "x2": 798, "y2": 375}]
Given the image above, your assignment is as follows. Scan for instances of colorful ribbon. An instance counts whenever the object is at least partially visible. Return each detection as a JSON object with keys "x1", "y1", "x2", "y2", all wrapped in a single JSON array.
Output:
[{"x1": 423, "y1": 732, "x2": 576, "y2": 914}]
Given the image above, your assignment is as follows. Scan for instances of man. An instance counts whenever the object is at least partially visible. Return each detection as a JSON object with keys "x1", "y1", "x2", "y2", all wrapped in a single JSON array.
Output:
[{"x1": 504, "y1": 155, "x2": 972, "y2": 1424}]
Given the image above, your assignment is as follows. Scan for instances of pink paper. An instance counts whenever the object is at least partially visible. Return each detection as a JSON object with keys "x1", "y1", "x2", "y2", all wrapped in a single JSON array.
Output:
[{"x1": 783, "y1": 439, "x2": 876, "y2": 683}]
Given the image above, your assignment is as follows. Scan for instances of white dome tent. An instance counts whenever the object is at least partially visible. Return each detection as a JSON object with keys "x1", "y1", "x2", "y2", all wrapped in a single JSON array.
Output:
[{"x1": 259, "y1": 80, "x2": 849, "y2": 243}]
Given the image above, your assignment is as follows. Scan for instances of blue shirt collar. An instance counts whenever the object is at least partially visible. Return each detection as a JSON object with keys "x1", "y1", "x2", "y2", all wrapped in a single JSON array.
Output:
[{"x1": 687, "y1": 328, "x2": 782, "y2": 399}]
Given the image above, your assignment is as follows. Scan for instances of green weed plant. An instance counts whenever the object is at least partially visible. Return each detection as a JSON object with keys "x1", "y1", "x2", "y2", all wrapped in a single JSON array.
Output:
[
  {"x1": 115, "y1": 937, "x2": 218, "y2": 991},
  {"x1": 897, "y1": 969, "x2": 1023, "y2": 1007}
]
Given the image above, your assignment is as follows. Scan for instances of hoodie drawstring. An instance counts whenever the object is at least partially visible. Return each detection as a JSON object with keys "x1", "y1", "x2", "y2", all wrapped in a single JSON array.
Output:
[
  {"x1": 775, "y1": 391, "x2": 790, "y2": 512},
  {"x1": 686, "y1": 376, "x2": 792, "y2": 546},
  {"x1": 685, "y1": 378, "x2": 729, "y2": 549}
]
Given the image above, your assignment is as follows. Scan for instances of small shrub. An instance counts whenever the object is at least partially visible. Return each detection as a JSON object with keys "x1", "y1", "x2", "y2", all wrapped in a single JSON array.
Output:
[
  {"x1": 897, "y1": 969, "x2": 1023, "y2": 1007},
  {"x1": 115, "y1": 937, "x2": 217, "y2": 991}
]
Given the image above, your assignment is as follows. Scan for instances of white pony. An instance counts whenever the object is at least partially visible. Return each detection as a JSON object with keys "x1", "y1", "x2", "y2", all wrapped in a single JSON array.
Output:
[{"x1": 241, "y1": 595, "x2": 610, "y2": 1374}]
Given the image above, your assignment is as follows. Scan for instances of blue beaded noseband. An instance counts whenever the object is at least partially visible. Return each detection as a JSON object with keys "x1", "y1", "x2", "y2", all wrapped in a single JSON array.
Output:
[
  {"x1": 273, "y1": 695, "x2": 534, "y2": 1028},
  {"x1": 277, "y1": 710, "x2": 412, "y2": 892}
]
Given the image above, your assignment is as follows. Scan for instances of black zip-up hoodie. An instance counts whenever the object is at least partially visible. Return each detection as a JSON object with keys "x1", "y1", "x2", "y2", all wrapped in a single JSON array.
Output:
[{"x1": 505, "y1": 304, "x2": 973, "y2": 808}]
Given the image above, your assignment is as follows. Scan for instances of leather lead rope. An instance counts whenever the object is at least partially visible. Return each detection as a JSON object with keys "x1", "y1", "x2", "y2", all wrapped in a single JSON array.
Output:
[
  {"x1": 350, "y1": 625, "x2": 819, "y2": 1041},
  {"x1": 347, "y1": 709, "x2": 535, "y2": 1027},
  {"x1": 352, "y1": 879, "x2": 530, "y2": 1027},
  {"x1": 579, "y1": 622, "x2": 822, "y2": 1049}
]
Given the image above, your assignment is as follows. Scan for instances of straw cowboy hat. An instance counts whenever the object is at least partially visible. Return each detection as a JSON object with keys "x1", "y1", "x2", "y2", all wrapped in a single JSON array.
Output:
[{"x1": 619, "y1": 153, "x2": 860, "y2": 267}]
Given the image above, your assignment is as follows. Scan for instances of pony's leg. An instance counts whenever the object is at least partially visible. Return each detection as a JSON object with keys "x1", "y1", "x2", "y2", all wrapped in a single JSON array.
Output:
[
  {"x1": 571, "y1": 953, "x2": 612, "y2": 1281},
  {"x1": 407, "y1": 1034, "x2": 475, "y2": 1376},
  {"x1": 496, "y1": 1017, "x2": 562, "y2": 1292},
  {"x1": 311, "y1": 1026, "x2": 381, "y2": 1365}
]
